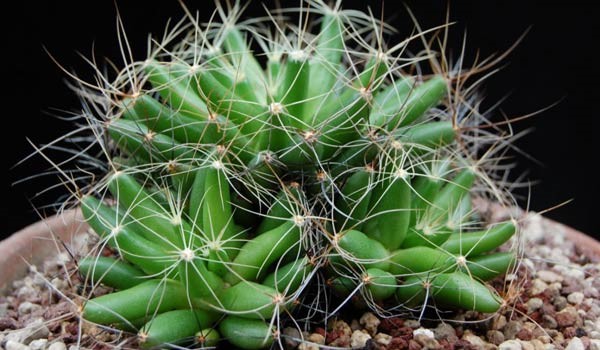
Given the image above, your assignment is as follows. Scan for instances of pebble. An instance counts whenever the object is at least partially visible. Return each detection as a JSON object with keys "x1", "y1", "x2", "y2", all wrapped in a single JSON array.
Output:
[
  {"x1": 350, "y1": 330, "x2": 371, "y2": 348},
  {"x1": 493, "y1": 315, "x2": 508, "y2": 331},
  {"x1": 413, "y1": 327, "x2": 435, "y2": 339},
  {"x1": 4, "y1": 340, "x2": 30, "y2": 350},
  {"x1": 433, "y1": 323, "x2": 457, "y2": 341},
  {"x1": 530, "y1": 279, "x2": 549, "y2": 296},
  {"x1": 568, "y1": 268, "x2": 586, "y2": 280},
  {"x1": 307, "y1": 333, "x2": 325, "y2": 345},
  {"x1": 0, "y1": 303, "x2": 8, "y2": 317},
  {"x1": 404, "y1": 319, "x2": 421, "y2": 329},
  {"x1": 526, "y1": 298, "x2": 544, "y2": 314},
  {"x1": 487, "y1": 330, "x2": 506, "y2": 345},
  {"x1": 374, "y1": 333, "x2": 392, "y2": 346},
  {"x1": 49, "y1": 343, "x2": 69, "y2": 350},
  {"x1": 29, "y1": 339, "x2": 48, "y2": 350},
  {"x1": 499, "y1": 339, "x2": 522, "y2": 350},
  {"x1": 414, "y1": 334, "x2": 441, "y2": 349},
  {"x1": 282, "y1": 327, "x2": 301, "y2": 348},
  {"x1": 296, "y1": 343, "x2": 319, "y2": 350},
  {"x1": 328, "y1": 319, "x2": 352, "y2": 346},
  {"x1": 590, "y1": 339, "x2": 600, "y2": 350},
  {"x1": 463, "y1": 331, "x2": 486, "y2": 348},
  {"x1": 567, "y1": 292, "x2": 585, "y2": 305},
  {"x1": 50, "y1": 277, "x2": 68, "y2": 291},
  {"x1": 556, "y1": 308, "x2": 578, "y2": 328},
  {"x1": 529, "y1": 339, "x2": 546, "y2": 350},
  {"x1": 23, "y1": 318, "x2": 50, "y2": 344},
  {"x1": 359, "y1": 312, "x2": 380, "y2": 335},
  {"x1": 504, "y1": 321, "x2": 523, "y2": 340},
  {"x1": 553, "y1": 296, "x2": 568, "y2": 311},
  {"x1": 297, "y1": 343, "x2": 318, "y2": 350},
  {"x1": 17, "y1": 302, "x2": 42, "y2": 316},
  {"x1": 542, "y1": 315, "x2": 558, "y2": 329},
  {"x1": 565, "y1": 337, "x2": 585, "y2": 350},
  {"x1": 537, "y1": 270, "x2": 563, "y2": 283},
  {"x1": 408, "y1": 339, "x2": 422, "y2": 350},
  {"x1": 16, "y1": 285, "x2": 37, "y2": 301},
  {"x1": 519, "y1": 340, "x2": 534, "y2": 350}
]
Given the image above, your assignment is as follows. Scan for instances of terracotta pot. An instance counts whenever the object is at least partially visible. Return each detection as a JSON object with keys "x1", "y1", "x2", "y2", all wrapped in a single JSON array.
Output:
[
  {"x1": 0, "y1": 209, "x2": 88, "y2": 293},
  {"x1": 0, "y1": 208, "x2": 598, "y2": 294}
]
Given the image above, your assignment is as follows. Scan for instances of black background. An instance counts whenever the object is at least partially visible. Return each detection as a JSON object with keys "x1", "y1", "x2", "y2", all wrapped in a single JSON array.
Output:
[{"x1": 3, "y1": 1, "x2": 598, "y2": 239}]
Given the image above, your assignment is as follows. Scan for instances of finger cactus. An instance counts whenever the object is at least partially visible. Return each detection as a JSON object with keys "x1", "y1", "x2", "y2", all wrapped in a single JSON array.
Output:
[{"x1": 65, "y1": 1, "x2": 520, "y2": 348}]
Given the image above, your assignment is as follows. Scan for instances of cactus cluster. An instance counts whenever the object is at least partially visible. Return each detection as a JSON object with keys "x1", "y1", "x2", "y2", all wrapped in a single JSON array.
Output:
[{"x1": 70, "y1": 1, "x2": 518, "y2": 349}]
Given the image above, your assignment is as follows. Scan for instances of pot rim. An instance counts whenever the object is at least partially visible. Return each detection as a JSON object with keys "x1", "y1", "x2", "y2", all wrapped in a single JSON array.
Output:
[{"x1": 0, "y1": 209, "x2": 87, "y2": 293}]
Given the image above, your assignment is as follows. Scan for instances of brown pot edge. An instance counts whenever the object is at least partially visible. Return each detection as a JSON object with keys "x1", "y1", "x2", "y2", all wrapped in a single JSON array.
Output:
[{"x1": 0, "y1": 209, "x2": 88, "y2": 293}]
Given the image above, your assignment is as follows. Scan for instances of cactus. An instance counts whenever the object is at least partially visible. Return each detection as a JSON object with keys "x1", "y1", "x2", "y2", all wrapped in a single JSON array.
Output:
[{"x1": 64, "y1": 1, "x2": 520, "y2": 348}]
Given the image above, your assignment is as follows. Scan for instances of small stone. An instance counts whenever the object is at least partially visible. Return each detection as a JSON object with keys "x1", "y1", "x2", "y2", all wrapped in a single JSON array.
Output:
[
  {"x1": 307, "y1": 333, "x2": 325, "y2": 345},
  {"x1": 374, "y1": 333, "x2": 392, "y2": 346},
  {"x1": 297, "y1": 343, "x2": 318, "y2": 350},
  {"x1": 414, "y1": 334, "x2": 441, "y2": 349},
  {"x1": 543, "y1": 345, "x2": 556, "y2": 350},
  {"x1": 4, "y1": 340, "x2": 30, "y2": 350},
  {"x1": 23, "y1": 318, "x2": 50, "y2": 343},
  {"x1": 360, "y1": 312, "x2": 380, "y2": 335},
  {"x1": 50, "y1": 277, "x2": 68, "y2": 291},
  {"x1": 566, "y1": 269, "x2": 585, "y2": 280},
  {"x1": 538, "y1": 335, "x2": 552, "y2": 344},
  {"x1": 542, "y1": 315, "x2": 558, "y2": 329},
  {"x1": 48, "y1": 342, "x2": 67, "y2": 350},
  {"x1": 487, "y1": 330, "x2": 505, "y2": 345},
  {"x1": 529, "y1": 339, "x2": 546, "y2": 350},
  {"x1": 556, "y1": 308, "x2": 578, "y2": 327},
  {"x1": 530, "y1": 279, "x2": 549, "y2": 296},
  {"x1": 29, "y1": 339, "x2": 48, "y2": 350},
  {"x1": 408, "y1": 339, "x2": 422, "y2": 350},
  {"x1": 553, "y1": 296, "x2": 568, "y2": 311},
  {"x1": 433, "y1": 322, "x2": 457, "y2": 342},
  {"x1": 565, "y1": 337, "x2": 584, "y2": 350},
  {"x1": 504, "y1": 321, "x2": 523, "y2": 340},
  {"x1": 485, "y1": 345, "x2": 499, "y2": 350},
  {"x1": 537, "y1": 270, "x2": 563, "y2": 283},
  {"x1": 282, "y1": 327, "x2": 301, "y2": 348},
  {"x1": 589, "y1": 339, "x2": 600, "y2": 350},
  {"x1": 413, "y1": 328, "x2": 435, "y2": 339},
  {"x1": 330, "y1": 320, "x2": 352, "y2": 336},
  {"x1": 516, "y1": 328, "x2": 532, "y2": 341},
  {"x1": 0, "y1": 303, "x2": 8, "y2": 317},
  {"x1": 519, "y1": 341, "x2": 534, "y2": 350},
  {"x1": 16, "y1": 285, "x2": 37, "y2": 300},
  {"x1": 350, "y1": 330, "x2": 371, "y2": 348},
  {"x1": 0, "y1": 317, "x2": 19, "y2": 331},
  {"x1": 493, "y1": 315, "x2": 508, "y2": 330},
  {"x1": 462, "y1": 331, "x2": 485, "y2": 348},
  {"x1": 499, "y1": 340, "x2": 522, "y2": 350},
  {"x1": 567, "y1": 292, "x2": 585, "y2": 305},
  {"x1": 526, "y1": 298, "x2": 543, "y2": 314},
  {"x1": 17, "y1": 302, "x2": 42, "y2": 316},
  {"x1": 404, "y1": 319, "x2": 421, "y2": 329}
]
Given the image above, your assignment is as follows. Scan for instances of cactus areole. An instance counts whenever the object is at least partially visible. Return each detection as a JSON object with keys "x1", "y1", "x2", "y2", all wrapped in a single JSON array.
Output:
[{"x1": 70, "y1": 1, "x2": 519, "y2": 348}]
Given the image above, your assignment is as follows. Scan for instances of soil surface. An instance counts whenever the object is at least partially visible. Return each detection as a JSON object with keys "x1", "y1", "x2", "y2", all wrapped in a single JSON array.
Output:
[{"x1": 1, "y1": 208, "x2": 599, "y2": 350}]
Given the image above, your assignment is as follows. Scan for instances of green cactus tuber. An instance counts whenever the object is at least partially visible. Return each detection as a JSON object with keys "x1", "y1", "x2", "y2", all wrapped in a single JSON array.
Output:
[{"x1": 54, "y1": 1, "x2": 525, "y2": 348}]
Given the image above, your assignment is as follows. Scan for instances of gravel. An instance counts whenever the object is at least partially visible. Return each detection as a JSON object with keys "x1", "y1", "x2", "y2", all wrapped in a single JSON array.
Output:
[{"x1": 1, "y1": 209, "x2": 599, "y2": 350}]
